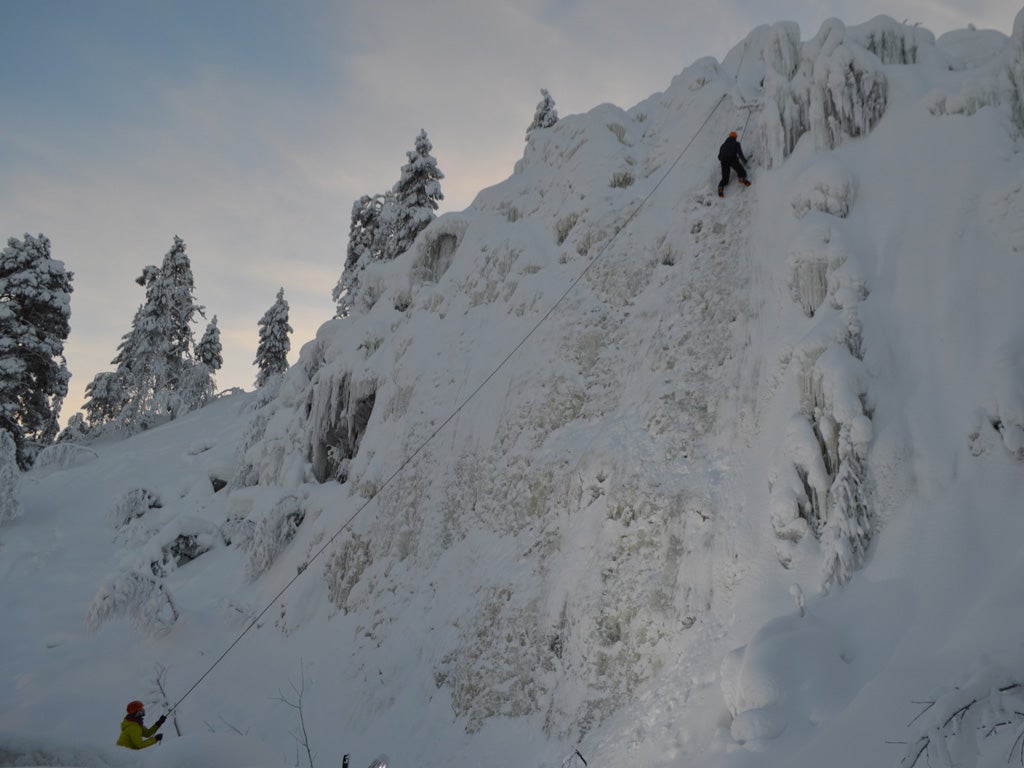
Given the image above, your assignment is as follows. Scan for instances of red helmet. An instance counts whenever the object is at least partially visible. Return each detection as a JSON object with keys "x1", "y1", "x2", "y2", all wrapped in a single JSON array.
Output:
[
  {"x1": 126, "y1": 700, "x2": 145, "y2": 716},
  {"x1": 729, "y1": 131, "x2": 738, "y2": 138}
]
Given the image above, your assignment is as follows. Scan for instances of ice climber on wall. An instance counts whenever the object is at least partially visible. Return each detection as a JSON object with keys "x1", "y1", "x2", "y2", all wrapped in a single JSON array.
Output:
[
  {"x1": 718, "y1": 131, "x2": 751, "y2": 197},
  {"x1": 116, "y1": 700, "x2": 166, "y2": 749}
]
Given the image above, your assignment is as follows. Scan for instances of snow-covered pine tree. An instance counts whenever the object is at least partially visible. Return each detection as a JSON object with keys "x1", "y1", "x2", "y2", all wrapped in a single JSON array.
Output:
[
  {"x1": 195, "y1": 315, "x2": 223, "y2": 372},
  {"x1": 0, "y1": 233, "x2": 74, "y2": 468},
  {"x1": 254, "y1": 288, "x2": 293, "y2": 387},
  {"x1": 102, "y1": 266, "x2": 161, "y2": 428},
  {"x1": 374, "y1": 190, "x2": 401, "y2": 262},
  {"x1": 331, "y1": 133, "x2": 442, "y2": 314},
  {"x1": 180, "y1": 315, "x2": 223, "y2": 410},
  {"x1": 333, "y1": 193, "x2": 385, "y2": 317},
  {"x1": 820, "y1": 420, "x2": 873, "y2": 589},
  {"x1": 152, "y1": 235, "x2": 205, "y2": 397},
  {"x1": 390, "y1": 129, "x2": 444, "y2": 259},
  {"x1": 526, "y1": 88, "x2": 559, "y2": 139},
  {"x1": 85, "y1": 236, "x2": 205, "y2": 433},
  {"x1": 55, "y1": 412, "x2": 90, "y2": 443},
  {"x1": 82, "y1": 371, "x2": 124, "y2": 427},
  {"x1": 0, "y1": 428, "x2": 23, "y2": 525}
]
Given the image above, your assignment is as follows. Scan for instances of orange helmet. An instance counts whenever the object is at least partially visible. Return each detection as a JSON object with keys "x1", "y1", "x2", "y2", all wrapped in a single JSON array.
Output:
[
  {"x1": 729, "y1": 131, "x2": 738, "y2": 138},
  {"x1": 126, "y1": 700, "x2": 145, "y2": 716}
]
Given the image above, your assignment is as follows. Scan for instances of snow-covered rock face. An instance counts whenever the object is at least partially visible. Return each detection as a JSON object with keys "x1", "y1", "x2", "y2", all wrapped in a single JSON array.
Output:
[
  {"x1": 756, "y1": 18, "x2": 890, "y2": 167},
  {"x1": 931, "y1": 26, "x2": 1024, "y2": 131},
  {"x1": 751, "y1": 13, "x2": 1024, "y2": 168},
  {"x1": 25, "y1": 11, "x2": 1012, "y2": 763},
  {"x1": 216, "y1": 11, "x2": 1024, "y2": 744},
  {"x1": 238, "y1": 68, "x2": 764, "y2": 736}
]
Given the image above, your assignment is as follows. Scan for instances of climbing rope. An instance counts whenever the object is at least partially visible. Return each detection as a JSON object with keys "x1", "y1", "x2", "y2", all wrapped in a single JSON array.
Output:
[
  {"x1": 167, "y1": 89, "x2": 733, "y2": 716},
  {"x1": 732, "y1": 36, "x2": 760, "y2": 147}
]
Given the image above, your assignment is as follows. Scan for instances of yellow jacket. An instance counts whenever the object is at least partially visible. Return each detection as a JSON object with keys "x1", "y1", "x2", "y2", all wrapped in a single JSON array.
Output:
[{"x1": 116, "y1": 717, "x2": 161, "y2": 749}]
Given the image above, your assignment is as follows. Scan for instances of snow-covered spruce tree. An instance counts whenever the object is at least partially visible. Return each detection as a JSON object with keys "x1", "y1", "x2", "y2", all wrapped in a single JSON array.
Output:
[
  {"x1": 82, "y1": 371, "x2": 123, "y2": 427},
  {"x1": 389, "y1": 129, "x2": 444, "y2": 259},
  {"x1": 195, "y1": 315, "x2": 223, "y2": 372},
  {"x1": 179, "y1": 315, "x2": 222, "y2": 411},
  {"x1": 86, "y1": 236, "x2": 205, "y2": 433},
  {"x1": 254, "y1": 288, "x2": 292, "y2": 387},
  {"x1": 94, "y1": 267, "x2": 161, "y2": 429},
  {"x1": 0, "y1": 233, "x2": 73, "y2": 468},
  {"x1": 0, "y1": 428, "x2": 23, "y2": 525},
  {"x1": 333, "y1": 193, "x2": 385, "y2": 317},
  {"x1": 332, "y1": 133, "x2": 442, "y2": 313},
  {"x1": 55, "y1": 412, "x2": 90, "y2": 443},
  {"x1": 526, "y1": 88, "x2": 558, "y2": 139},
  {"x1": 819, "y1": 420, "x2": 873, "y2": 588}
]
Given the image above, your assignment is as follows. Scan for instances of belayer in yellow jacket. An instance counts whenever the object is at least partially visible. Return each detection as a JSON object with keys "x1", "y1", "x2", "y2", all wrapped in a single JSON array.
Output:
[{"x1": 116, "y1": 700, "x2": 166, "y2": 749}]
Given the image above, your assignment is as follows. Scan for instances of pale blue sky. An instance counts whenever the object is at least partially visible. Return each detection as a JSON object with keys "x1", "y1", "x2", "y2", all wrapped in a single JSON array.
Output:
[{"x1": 1, "y1": 0, "x2": 1019, "y2": 421}]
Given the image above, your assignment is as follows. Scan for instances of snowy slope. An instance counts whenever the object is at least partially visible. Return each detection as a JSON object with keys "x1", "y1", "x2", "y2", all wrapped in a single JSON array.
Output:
[{"x1": 2, "y1": 11, "x2": 1024, "y2": 768}]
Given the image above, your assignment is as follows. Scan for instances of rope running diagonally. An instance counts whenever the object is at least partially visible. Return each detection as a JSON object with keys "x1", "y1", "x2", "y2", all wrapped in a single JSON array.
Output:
[{"x1": 168, "y1": 90, "x2": 731, "y2": 715}]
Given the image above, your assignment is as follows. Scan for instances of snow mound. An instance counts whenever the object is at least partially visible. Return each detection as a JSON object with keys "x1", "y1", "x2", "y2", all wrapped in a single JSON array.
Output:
[
  {"x1": 790, "y1": 161, "x2": 856, "y2": 219},
  {"x1": 0, "y1": 731, "x2": 286, "y2": 767},
  {"x1": 720, "y1": 612, "x2": 853, "y2": 746},
  {"x1": 137, "y1": 732, "x2": 287, "y2": 767},
  {"x1": 31, "y1": 442, "x2": 99, "y2": 472},
  {"x1": 0, "y1": 733, "x2": 130, "y2": 767}
]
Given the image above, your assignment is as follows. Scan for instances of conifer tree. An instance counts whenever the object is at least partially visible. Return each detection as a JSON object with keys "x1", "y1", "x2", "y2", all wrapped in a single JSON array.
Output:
[
  {"x1": 526, "y1": 88, "x2": 559, "y2": 139},
  {"x1": 390, "y1": 130, "x2": 444, "y2": 258},
  {"x1": 56, "y1": 412, "x2": 90, "y2": 443},
  {"x1": 0, "y1": 233, "x2": 74, "y2": 467},
  {"x1": 83, "y1": 371, "x2": 124, "y2": 427},
  {"x1": 254, "y1": 288, "x2": 292, "y2": 387},
  {"x1": 333, "y1": 132, "x2": 442, "y2": 315},
  {"x1": 333, "y1": 193, "x2": 385, "y2": 317},
  {"x1": 116, "y1": 237, "x2": 204, "y2": 428},
  {"x1": 180, "y1": 316, "x2": 223, "y2": 410},
  {"x1": 195, "y1": 316, "x2": 223, "y2": 371},
  {"x1": 84, "y1": 236, "x2": 205, "y2": 433}
]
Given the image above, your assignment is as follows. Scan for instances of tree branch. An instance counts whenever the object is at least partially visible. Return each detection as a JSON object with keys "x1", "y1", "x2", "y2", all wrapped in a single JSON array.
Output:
[{"x1": 273, "y1": 660, "x2": 315, "y2": 768}]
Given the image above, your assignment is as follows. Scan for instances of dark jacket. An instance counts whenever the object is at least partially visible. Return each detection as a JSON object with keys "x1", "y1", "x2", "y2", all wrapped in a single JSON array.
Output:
[{"x1": 718, "y1": 136, "x2": 747, "y2": 164}]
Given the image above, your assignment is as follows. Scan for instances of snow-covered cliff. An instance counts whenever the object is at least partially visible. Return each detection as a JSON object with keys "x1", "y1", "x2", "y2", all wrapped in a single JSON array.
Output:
[{"x1": 3, "y1": 12, "x2": 1024, "y2": 768}]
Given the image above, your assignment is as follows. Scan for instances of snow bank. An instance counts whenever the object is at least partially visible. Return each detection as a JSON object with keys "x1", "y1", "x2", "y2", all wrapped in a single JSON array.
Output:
[
  {"x1": 0, "y1": 732, "x2": 131, "y2": 767},
  {"x1": 720, "y1": 611, "x2": 853, "y2": 746},
  {"x1": 789, "y1": 161, "x2": 856, "y2": 220},
  {"x1": 0, "y1": 731, "x2": 285, "y2": 767}
]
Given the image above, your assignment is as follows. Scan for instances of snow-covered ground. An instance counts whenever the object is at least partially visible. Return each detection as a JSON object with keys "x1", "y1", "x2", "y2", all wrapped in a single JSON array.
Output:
[{"x1": 2, "y1": 11, "x2": 1024, "y2": 768}]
